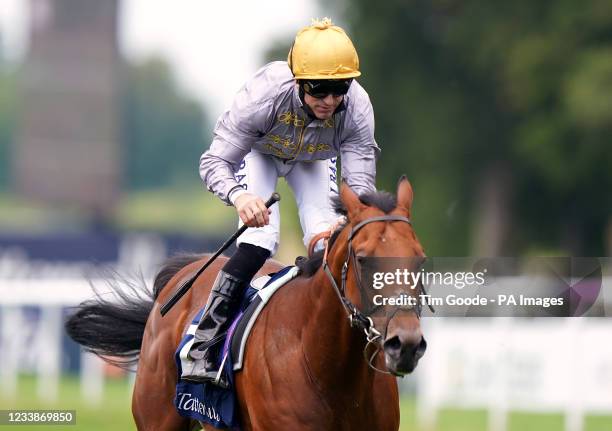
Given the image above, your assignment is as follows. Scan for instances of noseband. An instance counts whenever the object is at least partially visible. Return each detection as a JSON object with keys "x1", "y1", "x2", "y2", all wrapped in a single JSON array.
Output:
[{"x1": 321, "y1": 214, "x2": 427, "y2": 374}]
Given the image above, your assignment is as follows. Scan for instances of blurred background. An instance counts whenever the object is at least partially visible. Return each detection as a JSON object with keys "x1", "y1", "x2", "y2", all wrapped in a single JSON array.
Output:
[{"x1": 0, "y1": 0, "x2": 611, "y2": 430}]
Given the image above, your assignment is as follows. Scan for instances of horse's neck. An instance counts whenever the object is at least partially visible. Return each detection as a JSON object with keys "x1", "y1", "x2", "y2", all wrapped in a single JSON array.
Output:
[{"x1": 299, "y1": 268, "x2": 374, "y2": 393}]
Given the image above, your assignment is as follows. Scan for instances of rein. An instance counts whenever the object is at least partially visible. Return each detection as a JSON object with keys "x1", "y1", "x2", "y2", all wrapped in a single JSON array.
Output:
[{"x1": 321, "y1": 215, "x2": 420, "y2": 375}]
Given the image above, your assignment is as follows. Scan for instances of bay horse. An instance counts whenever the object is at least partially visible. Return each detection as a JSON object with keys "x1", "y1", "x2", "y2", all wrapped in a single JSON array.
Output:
[{"x1": 66, "y1": 177, "x2": 427, "y2": 430}]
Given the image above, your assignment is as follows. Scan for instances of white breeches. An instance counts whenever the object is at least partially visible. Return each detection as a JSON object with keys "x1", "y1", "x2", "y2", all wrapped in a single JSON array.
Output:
[{"x1": 234, "y1": 150, "x2": 339, "y2": 256}]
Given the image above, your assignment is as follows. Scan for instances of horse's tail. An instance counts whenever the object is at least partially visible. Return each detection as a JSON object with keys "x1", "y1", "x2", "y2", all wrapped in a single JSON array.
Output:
[
  {"x1": 64, "y1": 275, "x2": 154, "y2": 370},
  {"x1": 65, "y1": 254, "x2": 204, "y2": 370}
]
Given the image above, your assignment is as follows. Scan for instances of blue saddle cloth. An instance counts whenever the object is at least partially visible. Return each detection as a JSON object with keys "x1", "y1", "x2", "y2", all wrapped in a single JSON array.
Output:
[{"x1": 173, "y1": 266, "x2": 295, "y2": 429}]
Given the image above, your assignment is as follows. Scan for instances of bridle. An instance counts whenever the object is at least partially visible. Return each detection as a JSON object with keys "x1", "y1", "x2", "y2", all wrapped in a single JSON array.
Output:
[{"x1": 321, "y1": 214, "x2": 431, "y2": 375}]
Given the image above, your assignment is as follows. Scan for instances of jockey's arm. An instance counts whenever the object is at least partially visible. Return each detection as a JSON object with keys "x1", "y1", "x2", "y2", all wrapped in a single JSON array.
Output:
[
  {"x1": 199, "y1": 79, "x2": 276, "y2": 227},
  {"x1": 199, "y1": 145, "x2": 269, "y2": 228},
  {"x1": 339, "y1": 97, "x2": 380, "y2": 196}
]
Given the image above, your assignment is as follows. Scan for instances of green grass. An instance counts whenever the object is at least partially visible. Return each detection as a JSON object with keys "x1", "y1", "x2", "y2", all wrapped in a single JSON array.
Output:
[
  {"x1": 585, "y1": 415, "x2": 612, "y2": 431},
  {"x1": 3, "y1": 376, "x2": 612, "y2": 430},
  {"x1": 115, "y1": 181, "x2": 310, "y2": 263},
  {"x1": 0, "y1": 186, "x2": 238, "y2": 235},
  {"x1": 0, "y1": 375, "x2": 134, "y2": 430},
  {"x1": 115, "y1": 186, "x2": 236, "y2": 234},
  {"x1": 0, "y1": 193, "x2": 77, "y2": 233},
  {"x1": 399, "y1": 403, "x2": 612, "y2": 431},
  {"x1": 0, "y1": 183, "x2": 308, "y2": 263}
]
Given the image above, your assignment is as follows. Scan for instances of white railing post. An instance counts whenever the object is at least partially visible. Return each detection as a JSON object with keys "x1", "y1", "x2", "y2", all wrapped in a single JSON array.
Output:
[
  {"x1": 80, "y1": 351, "x2": 105, "y2": 406},
  {"x1": 36, "y1": 305, "x2": 62, "y2": 403},
  {"x1": 1, "y1": 306, "x2": 23, "y2": 399}
]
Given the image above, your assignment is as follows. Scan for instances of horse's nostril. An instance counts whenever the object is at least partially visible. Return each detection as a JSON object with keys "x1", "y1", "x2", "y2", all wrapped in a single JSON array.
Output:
[
  {"x1": 419, "y1": 337, "x2": 427, "y2": 352},
  {"x1": 415, "y1": 337, "x2": 427, "y2": 358},
  {"x1": 383, "y1": 336, "x2": 402, "y2": 354}
]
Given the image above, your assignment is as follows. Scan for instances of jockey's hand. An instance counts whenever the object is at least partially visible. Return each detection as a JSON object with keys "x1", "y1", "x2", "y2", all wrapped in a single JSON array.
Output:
[{"x1": 234, "y1": 193, "x2": 271, "y2": 228}]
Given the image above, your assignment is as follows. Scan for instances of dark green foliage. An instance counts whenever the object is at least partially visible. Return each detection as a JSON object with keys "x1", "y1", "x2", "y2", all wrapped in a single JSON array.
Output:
[
  {"x1": 120, "y1": 57, "x2": 208, "y2": 190},
  {"x1": 0, "y1": 65, "x2": 16, "y2": 190},
  {"x1": 335, "y1": 0, "x2": 612, "y2": 255}
]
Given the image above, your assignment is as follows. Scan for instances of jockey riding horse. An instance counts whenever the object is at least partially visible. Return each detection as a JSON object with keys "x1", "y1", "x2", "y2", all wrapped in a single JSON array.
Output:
[{"x1": 182, "y1": 18, "x2": 381, "y2": 386}]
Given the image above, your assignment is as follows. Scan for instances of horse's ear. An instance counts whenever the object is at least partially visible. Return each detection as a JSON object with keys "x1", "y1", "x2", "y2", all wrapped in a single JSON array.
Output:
[
  {"x1": 396, "y1": 175, "x2": 413, "y2": 216},
  {"x1": 340, "y1": 181, "x2": 366, "y2": 220}
]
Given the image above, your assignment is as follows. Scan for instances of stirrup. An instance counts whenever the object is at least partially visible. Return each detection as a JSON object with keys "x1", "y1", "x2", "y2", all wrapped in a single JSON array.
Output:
[
  {"x1": 181, "y1": 359, "x2": 230, "y2": 389},
  {"x1": 194, "y1": 333, "x2": 227, "y2": 353},
  {"x1": 214, "y1": 352, "x2": 230, "y2": 388}
]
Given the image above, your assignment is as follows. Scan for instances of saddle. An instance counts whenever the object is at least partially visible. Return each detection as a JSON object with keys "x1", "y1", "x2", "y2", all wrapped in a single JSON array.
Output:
[{"x1": 173, "y1": 266, "x2": 300, "y2": 428}]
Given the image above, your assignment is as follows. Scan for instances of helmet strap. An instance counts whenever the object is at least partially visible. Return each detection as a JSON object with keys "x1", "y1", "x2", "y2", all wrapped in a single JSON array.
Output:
[
  {"x1": 297, "y1": 82, "x2": 347, "y2": 120},
  {"x1": 298, "y1": 84, "x2": 317, "y2": 119}
]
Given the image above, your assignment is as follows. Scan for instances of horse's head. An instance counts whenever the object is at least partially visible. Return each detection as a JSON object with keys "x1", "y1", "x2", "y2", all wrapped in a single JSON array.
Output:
[{"x1": 330, "y1": 176, "x2": 427, "y2": 376}]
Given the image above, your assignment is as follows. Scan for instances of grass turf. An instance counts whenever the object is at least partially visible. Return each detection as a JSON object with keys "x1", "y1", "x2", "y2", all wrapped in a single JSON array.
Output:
[{"x1": 2, "y1": 375, "x2": 611, "y2": 430}]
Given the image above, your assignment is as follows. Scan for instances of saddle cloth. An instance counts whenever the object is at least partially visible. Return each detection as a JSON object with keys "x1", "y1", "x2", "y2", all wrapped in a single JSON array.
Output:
[{"x1": 173, "y1": 265, "x2": 300, "y2": 429}]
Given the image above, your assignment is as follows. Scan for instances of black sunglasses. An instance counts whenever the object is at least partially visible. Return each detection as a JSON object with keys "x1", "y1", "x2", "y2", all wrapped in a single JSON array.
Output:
[{"x1": 301, "y1": 79, "x2": 353, "y2": 99}]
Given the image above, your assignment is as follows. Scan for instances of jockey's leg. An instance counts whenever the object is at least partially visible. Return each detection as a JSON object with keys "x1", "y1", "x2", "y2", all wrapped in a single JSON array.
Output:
[
  {"x1": 181, "y1": 243, "x2": 270, "y2": 386},
  {"x1": 182, "y1": 151, "x2": 279, "y2": 386},
  {"x1": 234, "y1": 151, "x2": 281, "y2": 257},
  {"x1": 285, "y1": 158, "x2": 339, "y2": 253}
]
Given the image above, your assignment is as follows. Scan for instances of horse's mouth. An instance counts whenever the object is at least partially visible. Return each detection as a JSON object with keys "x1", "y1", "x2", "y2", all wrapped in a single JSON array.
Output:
[{"x1": 384, "y1": 336, "x2": 427, "y2": 375}]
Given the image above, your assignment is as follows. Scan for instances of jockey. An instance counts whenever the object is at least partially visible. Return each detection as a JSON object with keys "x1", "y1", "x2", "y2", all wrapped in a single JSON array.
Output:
[{"x1": 182, "y1": 18, "x2": 379, "y2": 385}]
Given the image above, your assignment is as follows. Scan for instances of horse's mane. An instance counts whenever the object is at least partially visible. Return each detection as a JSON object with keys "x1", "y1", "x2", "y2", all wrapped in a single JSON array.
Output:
[
  {"x1": 297, "y1": 190, "x2": 397, "y2": 277},
  {"x1": 357, "y1": 191, "x2": 397, "y2": 214}
]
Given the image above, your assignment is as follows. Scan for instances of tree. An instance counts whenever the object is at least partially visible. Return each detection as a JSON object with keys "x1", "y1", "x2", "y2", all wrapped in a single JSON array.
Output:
[
  {"x1": 0, "y1": 64, "x2": 16, "y2": 190},
  {"x1": 120, "y1": 57, "x2": 209, "y2": 190},
  {"x1": 338, "y1": 0, "x2": 612, "y2": 255}
]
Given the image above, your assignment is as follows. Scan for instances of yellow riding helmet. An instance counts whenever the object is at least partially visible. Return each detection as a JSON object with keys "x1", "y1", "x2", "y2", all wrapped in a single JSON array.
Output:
[{"x1": 288, "y1": 18, "x2": 361, "y2": 80}]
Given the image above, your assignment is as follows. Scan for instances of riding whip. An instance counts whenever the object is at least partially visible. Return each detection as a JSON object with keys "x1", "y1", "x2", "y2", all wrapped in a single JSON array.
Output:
[{"x1": 160, "y1": 192, "x2": 280, "y2": 316}]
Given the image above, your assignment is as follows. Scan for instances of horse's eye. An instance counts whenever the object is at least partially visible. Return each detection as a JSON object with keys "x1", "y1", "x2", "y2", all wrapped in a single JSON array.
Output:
[{"x1": 355, "y1": 255, "x2": 370, "y2": 268}]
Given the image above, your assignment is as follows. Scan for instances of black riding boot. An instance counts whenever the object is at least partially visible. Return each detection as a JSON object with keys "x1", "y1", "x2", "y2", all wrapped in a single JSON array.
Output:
[{"x1": 181, "y1": 270, "x2": 247, "y2": 386}]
